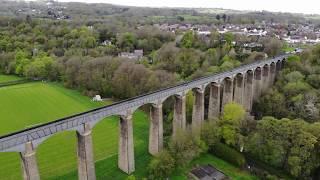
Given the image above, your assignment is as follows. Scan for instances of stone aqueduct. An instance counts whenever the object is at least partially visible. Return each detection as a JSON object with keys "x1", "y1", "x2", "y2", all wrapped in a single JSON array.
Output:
[{"x1": 0, "y1": 54, "x2": 288, "y2": 180}]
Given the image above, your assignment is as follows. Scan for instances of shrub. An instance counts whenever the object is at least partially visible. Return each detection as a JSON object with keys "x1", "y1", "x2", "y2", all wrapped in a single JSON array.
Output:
[
  {"x1": 210, "y1": 142, "x2": 246, "y2": 167},
  {"x1": 148, "y1": 150, "x2": 175, "y2": 179},
  {"x1": 201, "y1": 120, "x2": 220, "y2": 147},
  {"x1": 169, "y1": 129, "x2": 207, "y2": 167}
]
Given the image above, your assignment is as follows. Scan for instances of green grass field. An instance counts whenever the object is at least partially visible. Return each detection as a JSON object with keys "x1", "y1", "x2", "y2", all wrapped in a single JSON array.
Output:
[
  {"x1": 0, "y1": 82, "x2": 151, "y2": 179},
  {"x1": 0, "y1": 81, "x2": 255, "y2": 180},
  {"x1": 0, "y1": 82, "x2": 106, "y2": 135},
  {"x1": 0, "y1": 74, "x2": 23, "y2": 83}
]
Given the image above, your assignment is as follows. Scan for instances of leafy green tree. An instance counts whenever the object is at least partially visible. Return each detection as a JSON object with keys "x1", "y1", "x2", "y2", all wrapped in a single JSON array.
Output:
[
  {"x1": 253, "y1": 89, "x2": 287, "y2": 119},
  {"x1": 154, "y1": 42, "x2": 179, "y2": 72},
  {"x1": 0, "y1": 52, "x2": 15, "y2": 74},
  {"x1": 224, "y1": 32, "x2": 234, "y2": 45},
  {"x1": 0, "y1": 39, "x2": 8, "y2": 52},
  {"x1": 247, "y1": 117, "x2": 318, "y2": 178},
  {"x1": 244, "y1": 52, "x2": 265, "y2": 64},
  {"x1": 146, "y1": 70, "x2": 177, "y2": 92},
  {"x1": 284, "y1": 71, "x2": 304, "y2": 83},
  {"x1": 186, "y1": 91, "x2": 194, "y2": 123},
  {"x1": 201, "y1": 120, "x2": 220, "y2": 147},
  {"x1": 205, "y1": 48, "x2": 219, "y2": 66},
  {"x1": 175, "y1": 49, "x2": 201, "y2": 78},
  {"x1": 219, "y1": 103, "x2": 246, "y2": 148},
  {"x1": 117, "y1": 32, "x2": 137, "y2": 52},
  {"x1": 168, "y1": 129, "x2": 207, "y2": 167},
  {"x1": 209, "y1": 30, "x2": 221, "y2": 48},
  {"x1": 15, "y1": 50, "x2": 31, "y2": 75},
  {"x1": 111, "y1": 61, "x2": 151, "y2": 98},
  {"x1": 283, "y1": 81, "x2": 311, "y2": 97},
  {"x1": 148, "y1": 150, "x2": 175, "y2": 179},
  {"x1": 306, "y1": 74, "x2": 320, "y2": 89},
  {"x1": 77, "y1": 56, "x2": 121, "y2": 96},
  {"x1": 219, "y1": 61, "x2": 234, "y2": 71},
  {"x1": 263, "y1": 38, "x2": 283, "y2": 57},
  {"x1": 310, "y1": 44, "x2": 320, "y2": 65},
  {"x1": 24, "y1": 55, "x2": 54, "y2": 79},
  {"x1": 180, "y1": 31, "x2": 195, "y2": 48}
]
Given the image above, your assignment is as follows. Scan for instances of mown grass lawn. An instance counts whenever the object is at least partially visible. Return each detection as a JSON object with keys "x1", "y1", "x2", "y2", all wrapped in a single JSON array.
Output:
[
  {"x1": 0, "y1": 82, "x2": 105, "y2": 135},
  {"x1": 0, "y1": 74, "x2": 23, "y2": 83},
  {"x1": 0, "y1": 82, "x2": 151, "y2": 180}
]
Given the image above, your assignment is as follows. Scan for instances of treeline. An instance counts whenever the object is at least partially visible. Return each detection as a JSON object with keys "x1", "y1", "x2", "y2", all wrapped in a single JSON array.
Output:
[
  {"x1": 0, "y1": 17, "x2": 283, "y2": 100},
  {"x1": 0, "y1": 17, "x2": 175, "y2": 57}
]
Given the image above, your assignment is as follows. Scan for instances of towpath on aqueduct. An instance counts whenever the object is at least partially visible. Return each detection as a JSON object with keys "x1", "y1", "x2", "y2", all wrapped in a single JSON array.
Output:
[{"x1": 0, "y1": 54, "x2": 288, "y2": 180}]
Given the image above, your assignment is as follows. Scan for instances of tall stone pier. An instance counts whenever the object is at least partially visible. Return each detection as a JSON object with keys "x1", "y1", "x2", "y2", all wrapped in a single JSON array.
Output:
[
  {"x1": 173, "y1": 95, "x2": 186, "y2": 136},
  {"x1": 20, "y1": 142, "x2": 40, "y2": 180},
  {"x1": 149, "y1": 103, "x2": 163, "y2": 155},
  {"x1": 208, "y1": 83, "x2": 221, "y2": 119},
  {"x1": 192, "y1": 88, "x2": 204, "y2": 130},
  {"x1": 244, "y1": 71, "x2": 254, "y2": 111},
  {"x1": 118, "y1": 114, "x2": 134, "y2": 174},
  {"x1": 222, "y1": 78, "x2": 234, "y2": 110},
  {"x1": 253, "y1": 68, "x2": 262, "y2": 101},
  {"x1": 77, "y1": 124, "x2": 96, "y2": 180},
  {"x1": 269, "y1": 64, "x2": 276, "y2": 85},
  {"x1": 262, "y1": 66, "x2": 269, "y2": 93},
  {"x1": 276, "y1": 61, "x2": 282, "y2": 75},
  {"x1": 234, "y1": 74, "x2": 244, "y2": 106}
]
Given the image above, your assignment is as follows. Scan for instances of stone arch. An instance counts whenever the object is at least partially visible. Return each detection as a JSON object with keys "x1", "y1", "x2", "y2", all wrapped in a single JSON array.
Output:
[
  {"x1": 86, "y1": 111, "x2": 136, "y2": 175},
  {"x1": 36, "y1": 130, "x2": 78, "y2": 179},
  {"x1": 89, "y1": 114, "x2": 121, "y2": 162}
]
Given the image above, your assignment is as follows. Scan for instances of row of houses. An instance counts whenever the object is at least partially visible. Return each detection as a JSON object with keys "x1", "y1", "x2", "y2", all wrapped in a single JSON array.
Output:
[
  {"x1": 153, "y1": 22, "x2": 320, "y2": 45},
  {"x1": 283, "y1": 36, "x2": 320, "y2": 44}
]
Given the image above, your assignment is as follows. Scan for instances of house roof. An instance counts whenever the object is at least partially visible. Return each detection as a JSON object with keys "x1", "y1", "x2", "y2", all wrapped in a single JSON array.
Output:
[{"x1": 190, "y1": 164, "x2": 227, "y2": 180}]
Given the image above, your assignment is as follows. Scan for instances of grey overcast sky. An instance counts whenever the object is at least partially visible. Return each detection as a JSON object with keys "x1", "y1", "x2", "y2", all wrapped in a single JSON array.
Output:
[{"x1": 53, "y1": 0, "x2": 320, "y2": 15}]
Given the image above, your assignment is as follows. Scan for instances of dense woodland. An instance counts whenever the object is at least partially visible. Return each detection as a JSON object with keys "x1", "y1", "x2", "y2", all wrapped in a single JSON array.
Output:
[
  {"x1": 0, "y1": 15, "x2": 283, "y2": 99},
  {"x1": 1, "y1": 1, "x2": 320, "y2": 180}
]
